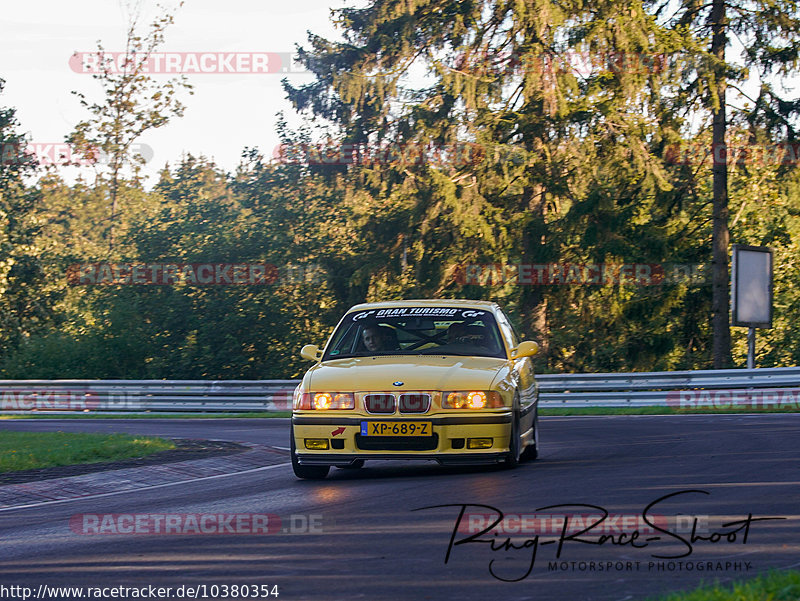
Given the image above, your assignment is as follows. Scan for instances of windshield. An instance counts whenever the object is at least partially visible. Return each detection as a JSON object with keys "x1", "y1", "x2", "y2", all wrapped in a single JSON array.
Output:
[{"x1": 322, "y1": 307, "x2": 507, "y2": 360}]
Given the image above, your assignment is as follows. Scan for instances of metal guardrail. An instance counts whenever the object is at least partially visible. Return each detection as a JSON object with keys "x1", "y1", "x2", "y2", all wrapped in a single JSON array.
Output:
[
  {"x1": 536, "y1": 366, "x2": 800, "y2": 408},
  {"x1": 0, "y1": 380, "x2": 298, "y2": 413},
  {"x1": 0, "y1": 366, "x2": 798, "y2": 413}
]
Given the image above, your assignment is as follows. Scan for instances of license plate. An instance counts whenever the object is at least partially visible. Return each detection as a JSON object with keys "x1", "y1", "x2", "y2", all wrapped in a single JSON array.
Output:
[{"x1": 361, "y1": 421, "x2": 432, "y2": 437}]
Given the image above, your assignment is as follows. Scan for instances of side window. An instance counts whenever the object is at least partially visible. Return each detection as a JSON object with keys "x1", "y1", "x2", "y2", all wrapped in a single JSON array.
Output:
[
  {"x1": 508, "y1": 316, "x2": 523, "y2": 346},
  {"x1": 328, "y1": 323, "x2": 358, "y2": 356},
  {"x1": 496, "y1": 310, "x2": 519, "y2": 348}
]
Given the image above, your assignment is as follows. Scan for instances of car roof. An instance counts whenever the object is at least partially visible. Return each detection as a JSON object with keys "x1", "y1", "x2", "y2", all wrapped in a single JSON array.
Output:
[{"x1": 347, "y1": 299, "x2": 501, "y2": 312}]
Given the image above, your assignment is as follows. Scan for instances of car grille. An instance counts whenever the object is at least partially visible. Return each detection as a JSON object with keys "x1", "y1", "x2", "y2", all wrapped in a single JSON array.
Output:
[
  {"x1": 355, "y1": 433, "x2": 439, "y2": 451},
  {"x1": 398, "y1": 393, "x2": 430, "y2": 413},
  {"x1": 365, "y1": 394, "x2": 396, "y2": 414}
]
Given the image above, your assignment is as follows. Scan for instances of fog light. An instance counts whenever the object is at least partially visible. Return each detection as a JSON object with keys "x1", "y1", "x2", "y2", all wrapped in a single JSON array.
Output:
[
  {"x1": 467, "y1": 438, "x2": 493, "y2": 449},
  {"x1": 304, "y1": 439, "x2": 330, "y2": 450}
]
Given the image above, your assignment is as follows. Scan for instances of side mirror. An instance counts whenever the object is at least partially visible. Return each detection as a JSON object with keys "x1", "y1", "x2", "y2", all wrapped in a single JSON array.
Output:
[
  {"x1": 300, "y1": 344, "x2": 322, "y2": 361},
  {"x1": 511, "y1": 340, "x2": 539, "y2": 359}
]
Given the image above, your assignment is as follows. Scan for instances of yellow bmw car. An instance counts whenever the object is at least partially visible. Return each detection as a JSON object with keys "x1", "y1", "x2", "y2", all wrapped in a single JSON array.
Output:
[{"x1": 291, "y1": 299, "x2": 540, "y2": 479}]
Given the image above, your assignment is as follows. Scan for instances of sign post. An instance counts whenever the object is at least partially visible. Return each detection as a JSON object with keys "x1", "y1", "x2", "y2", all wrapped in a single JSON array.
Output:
[{"x1": 731, "y1": 245, "x2": 773, "y2": 369}]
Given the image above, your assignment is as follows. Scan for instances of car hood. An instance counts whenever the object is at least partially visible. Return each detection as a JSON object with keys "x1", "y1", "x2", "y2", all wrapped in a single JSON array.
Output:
[{"x1": 305, "y1": 355, "x2": 508, "y2": 392}]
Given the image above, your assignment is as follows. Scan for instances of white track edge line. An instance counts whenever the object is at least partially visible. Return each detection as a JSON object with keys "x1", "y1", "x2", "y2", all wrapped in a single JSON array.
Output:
[{"x1": 0, "y1": 462, "x2": 292, "y2": 513}]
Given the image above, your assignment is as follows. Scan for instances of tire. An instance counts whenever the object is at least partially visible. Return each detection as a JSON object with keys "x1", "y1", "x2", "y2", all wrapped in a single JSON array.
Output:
[
  {"x1": 520, "y1": 408, "x2": 539, "y2": 461},
  {"x1": 290, "y1": 425, "x2": 330, "y2": 480},
  {"x1": 336, "y1": 459, "x2": 365, "y2": 470},
  {"x1": 503, "y1": 408, "x2": 521, "y2": 469}
]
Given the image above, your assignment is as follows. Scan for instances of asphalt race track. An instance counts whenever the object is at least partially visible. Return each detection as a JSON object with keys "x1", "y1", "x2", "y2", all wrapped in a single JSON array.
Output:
[{"x1": 0, "y1": 415, "x2": 798, "y2": 600}]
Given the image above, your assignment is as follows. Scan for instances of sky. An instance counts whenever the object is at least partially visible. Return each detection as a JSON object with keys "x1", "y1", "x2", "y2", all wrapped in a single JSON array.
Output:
[
  {"x1": 2, "y1": 1, "x2": 798, "y2": 186},
  {"x1": 0, "y1": 0, "x2": 365, "y2": 183}
]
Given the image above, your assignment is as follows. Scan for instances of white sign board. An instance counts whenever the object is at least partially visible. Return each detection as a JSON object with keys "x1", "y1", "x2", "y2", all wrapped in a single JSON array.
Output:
[{"x1": 731, "y1": 245, "x2": 773, "y2": 328}]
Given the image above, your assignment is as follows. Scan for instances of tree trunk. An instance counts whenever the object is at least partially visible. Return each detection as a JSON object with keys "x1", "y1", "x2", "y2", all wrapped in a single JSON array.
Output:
[
  {"x1": 520, "y1": 183, "x2": 548, "y2": 362},
  {"x1": 710, "y1": 0, "x2": 732, "y2": 368},
  {"x1": 109, "y1": 174, "x2": 117, "y2": 252}
]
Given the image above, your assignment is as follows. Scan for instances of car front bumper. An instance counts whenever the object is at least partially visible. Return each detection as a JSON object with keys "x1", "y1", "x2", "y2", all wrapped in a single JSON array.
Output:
[{"x1": 292, "y1": 413, "x2": 513, "y2": 466}]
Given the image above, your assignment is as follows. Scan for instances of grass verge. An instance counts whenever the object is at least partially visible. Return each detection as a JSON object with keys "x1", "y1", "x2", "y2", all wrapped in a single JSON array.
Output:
[
  {"x1": 649, "y1": 570, "x2": 800, "y2": 600},
  {"x1": 0, "y1": 431, "x2": 176, "y2": 472}
]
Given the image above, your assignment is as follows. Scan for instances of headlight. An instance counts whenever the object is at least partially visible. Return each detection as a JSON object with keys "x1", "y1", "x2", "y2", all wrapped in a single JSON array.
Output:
[
  {"x1": 442, "y1": 391, "x2": 504, "y2": 409},
  {"x1": 295, "y1": 392, "x2": 355, "y2": 410}
]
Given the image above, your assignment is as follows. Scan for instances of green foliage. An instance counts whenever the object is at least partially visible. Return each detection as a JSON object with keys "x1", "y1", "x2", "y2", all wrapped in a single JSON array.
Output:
[
  {"x1": 0, "y1": 80, "x2": 66, "y2": 359},
  {"x1": 0, "y1": 431, "x2": 174, "y2": 472},
  {"x1": 67, "y1": 2, "x2": 192, "y2": 251},
  {"x1": 647, "y1": 569, "x2": 800, "y2": 601}
]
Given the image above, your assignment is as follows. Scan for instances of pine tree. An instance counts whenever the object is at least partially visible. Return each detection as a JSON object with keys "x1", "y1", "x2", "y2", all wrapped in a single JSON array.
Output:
[
  {"x1": 284, "y1": 0, "x2": 677, "y2": 366},
  {"x1": 651, "y1": 0, "x2": 800, "y2": 367}
]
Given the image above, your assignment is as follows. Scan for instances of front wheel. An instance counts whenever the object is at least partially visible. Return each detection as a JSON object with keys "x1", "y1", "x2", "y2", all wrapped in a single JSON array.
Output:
[
  {"x1": 503, "y1": 410, "x2": 521, "y2": 469},
  {"x1": 520, "y1": 409, "x2": 539, "y2": 461},
  {"x1": 290, "y1": 425, "x2": 330, "y2": 480}
]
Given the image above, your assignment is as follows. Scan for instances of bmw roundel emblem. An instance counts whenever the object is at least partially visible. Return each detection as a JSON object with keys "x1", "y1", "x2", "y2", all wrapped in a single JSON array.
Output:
[{"x1": 392, "y1": 381, "x2": 404, "y2": 387}]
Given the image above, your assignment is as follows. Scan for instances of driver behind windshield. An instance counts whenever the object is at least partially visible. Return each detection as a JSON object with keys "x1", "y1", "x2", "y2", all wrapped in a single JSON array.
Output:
[
  {"x1": 361, "y1": 325, "x2": 399, "y2": 353},
  {"x1": 446, "y1": 322, "x2": 467, "y2": 344}
]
